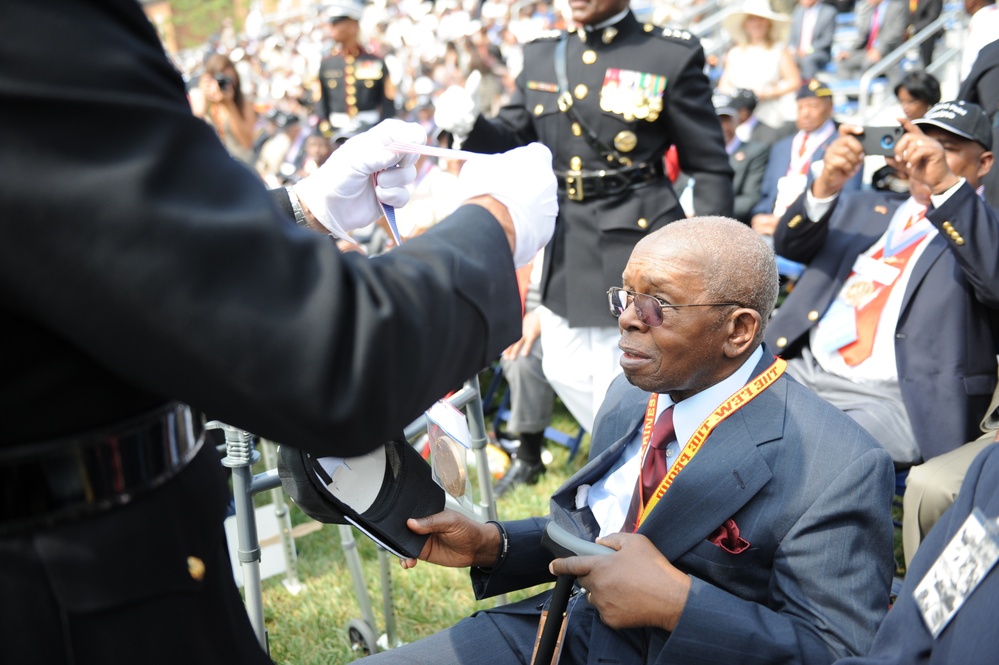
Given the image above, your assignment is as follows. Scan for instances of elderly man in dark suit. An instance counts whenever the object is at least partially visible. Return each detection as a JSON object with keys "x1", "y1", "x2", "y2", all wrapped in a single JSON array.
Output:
[
  {"x1": 365, "y1": 217, "x2": 895, "y2": 665},
  {"x1": 766, "y1": 101, "x2": 999, "y2": 468},
  {"x1": 789, "y1": 0, "x2": 839, "y2": 80},
  {"x1": 714, "y1": 91, "x2": 772, "y2": 223},
  {"x1": 434, "y1": 0, "x2": 734, "y2": 435},
  {"x1": 837, "y1": 0, "x2": 910, "y2": 80}
]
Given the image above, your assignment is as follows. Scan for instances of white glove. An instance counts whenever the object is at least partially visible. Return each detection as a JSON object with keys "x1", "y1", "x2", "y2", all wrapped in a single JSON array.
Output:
[
  {"x1": 433, "y1": 70, "x2": 481, "y2": 141},
  {"x1": 457, "y1": 143, "x2": 558, "y2": 268},
  {"x1": 294, "y1": 119, "x2": 426, "y2": 239}
]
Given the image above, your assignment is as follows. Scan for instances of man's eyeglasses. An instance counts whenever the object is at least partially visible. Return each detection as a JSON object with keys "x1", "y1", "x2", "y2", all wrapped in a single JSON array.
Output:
[{"x1": 606, "y1": 287, "x2": 742, "y2": 328}]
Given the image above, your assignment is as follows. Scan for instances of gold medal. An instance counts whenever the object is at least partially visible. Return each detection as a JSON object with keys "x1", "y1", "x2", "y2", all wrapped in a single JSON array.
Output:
[
  {"x1": 431, "y1": 435, "x2": 467, "y2": 498},
  {"x1": 614, "y1": 130, "x2": 637, "y2": 152},
  {"x1": 843, "y1": 280, "x2": 877, "y2": 307}
]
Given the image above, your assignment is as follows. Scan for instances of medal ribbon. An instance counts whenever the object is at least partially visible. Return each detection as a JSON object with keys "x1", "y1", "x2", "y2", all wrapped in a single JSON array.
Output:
[{"x1": 634, "y1": 358, "x2": 787, "y2": 529}]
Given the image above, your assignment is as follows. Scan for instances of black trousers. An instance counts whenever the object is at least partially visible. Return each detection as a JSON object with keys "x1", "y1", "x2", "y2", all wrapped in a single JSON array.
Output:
[{"x1": 0, "y1": 445, "x2": 272, "y2": 665}]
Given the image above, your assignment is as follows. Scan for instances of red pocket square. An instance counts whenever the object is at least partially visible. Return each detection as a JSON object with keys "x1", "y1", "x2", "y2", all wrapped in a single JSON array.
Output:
[{"x1": 707, "y1": 518, "x2": 750, "y2": 554}]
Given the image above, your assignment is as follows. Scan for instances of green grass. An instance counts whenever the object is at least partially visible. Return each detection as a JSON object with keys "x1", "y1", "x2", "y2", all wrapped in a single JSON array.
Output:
[{"x1": 256, "y1": 404, "x2": 589, "y2": 664}]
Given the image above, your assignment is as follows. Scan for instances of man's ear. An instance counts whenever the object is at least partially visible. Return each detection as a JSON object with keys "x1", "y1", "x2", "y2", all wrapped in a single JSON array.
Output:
[
  {"x1": 977, "y1": 150, "x2": 994, "y2": 182},
  {"x1": 724, "y1": 308, "x2": 762, "y2": 358}
]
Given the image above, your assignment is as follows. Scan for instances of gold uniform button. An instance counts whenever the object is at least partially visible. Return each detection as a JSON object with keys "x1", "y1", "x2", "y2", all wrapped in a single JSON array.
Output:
[
  {"x1": 776, "y1": 336, "x2": 788, "y2": 348},
  {"x1": 346, "y1": 84, "x2": 356, "y2": 94},
  {"x1": 329, "y1": 80, "x2": 338, "y2": 89},
  {"x1": 187, "y1": 556, "x2": 206, "y2": 582},
  {"x1": 644, "y1": 23, "x2": 654, "y2": 32},
  {"x1": 637, "y1": 218, "x2": 649, "y2": 229},
  {"x1": 534, "y1": 104, "x2": 545, "y2": 116},
  {"x1": 613, "y1": 130, "x2": 637, "y2": 153},
  {"x1": 571, "y1": 122, "x2": 582, "y2": 136},
  {"x1": 807, "y1": 310, "x2": 819, "y2": 321},
  {"x1": 574, "y1": 84, "x2": 588, "y2": 100},
  {"x1": 346, "y1": 95, "x2": 356, "y2": 104},
  {"x1": 570, "y1": 156, "x2": 583, "y2": 170},
  {"x1": 582, "y1": 50, "x2": 597, "y2": 65},
  {"x1": 345, "y1": 73, "x2": 355, "y2": 83},
  {"x1": 942, "y1": 221, "x2": 954, "y2": 231},
  {"x1": 954, "y1": 236, "x2": 965, "y2": 245}
]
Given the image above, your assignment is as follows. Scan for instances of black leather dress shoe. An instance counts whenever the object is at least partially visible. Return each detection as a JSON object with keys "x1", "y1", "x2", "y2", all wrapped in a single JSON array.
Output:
[{"x1": 493, "y1": 458, "x2": 546, "y2": 497}]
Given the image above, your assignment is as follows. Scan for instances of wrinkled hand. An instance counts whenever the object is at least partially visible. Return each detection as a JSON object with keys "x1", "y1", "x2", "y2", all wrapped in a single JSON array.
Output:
[
  {"x1": 399, "y1": 510, "x2": 499, "y2": 570},
  {"x1": 433, "y1": 70, "x2": 481, "y2": 140},
  {"x1": 812, "y1": 125, "x2": 865, "y2": 199},
  {"x1": 293, "y1": 119, "x2": 426, "y2": 239},
  {"x1": 457, "y1": 143, "x2": 558, "y2": 267},
  {"x1": 549, "y1": 532, "x2": 690, "y2": 631},
  {"x1": 889, "y1": 117, "x2": 962, "y2": 198},
  {"x1": 502, "y1": 310, "x2": 542, "y2": 360}
]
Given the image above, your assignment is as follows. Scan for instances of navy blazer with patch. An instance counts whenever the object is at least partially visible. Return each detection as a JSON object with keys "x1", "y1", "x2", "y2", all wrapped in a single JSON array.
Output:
[{"x1": 767, "y1": 185, "x2": 999, "y2": 460}]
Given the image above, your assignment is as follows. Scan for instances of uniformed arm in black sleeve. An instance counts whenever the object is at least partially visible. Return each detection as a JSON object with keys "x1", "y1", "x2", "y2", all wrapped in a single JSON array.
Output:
[
  {"x1": 666, "y1": 40, "x2": 735, "y2": 217},
  {"x1": 0, "y1": 0, "x2": 557, "y2": 456}
]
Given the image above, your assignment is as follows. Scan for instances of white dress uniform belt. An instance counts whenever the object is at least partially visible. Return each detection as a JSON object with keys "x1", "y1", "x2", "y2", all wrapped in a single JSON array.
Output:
[
  {"x1": 555, "y1": 161, "x2": 665, "y2": 202},
  {"x1": 0, "y1": 402, "x2": 203, "y2": 534}
]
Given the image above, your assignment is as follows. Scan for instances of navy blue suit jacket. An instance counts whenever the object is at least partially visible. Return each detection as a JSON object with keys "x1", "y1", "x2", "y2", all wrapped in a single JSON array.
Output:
[
  {"x1": 766, "y1": 185, "x2": 999, "y2": 460},
  {"x1": 836, "y1": 443, "x2": 999, "y2": 664},
  {"x1": 472, "y1": 349, "x2": 895, "y2": 664}
]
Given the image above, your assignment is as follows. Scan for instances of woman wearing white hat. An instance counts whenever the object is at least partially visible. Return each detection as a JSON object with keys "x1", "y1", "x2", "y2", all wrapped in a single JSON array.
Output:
[{"x1": 717, "y1": 0, "x2": 800, "y2": 132}]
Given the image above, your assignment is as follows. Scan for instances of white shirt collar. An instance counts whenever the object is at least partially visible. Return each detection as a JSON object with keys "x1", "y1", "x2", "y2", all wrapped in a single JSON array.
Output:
[{"x1": 657, "y1": 345, "x2": 766, "y2": 447}]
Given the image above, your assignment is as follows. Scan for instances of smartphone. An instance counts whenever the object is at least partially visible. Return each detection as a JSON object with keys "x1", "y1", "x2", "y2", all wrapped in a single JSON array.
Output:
[{"x1": 859, "y1": 126, "x2": 905, "y2": 156}]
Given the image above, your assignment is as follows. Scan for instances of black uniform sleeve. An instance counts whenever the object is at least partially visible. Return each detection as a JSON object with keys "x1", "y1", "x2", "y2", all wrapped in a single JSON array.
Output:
[
  {"x1": 665, "y1": 41, "x2": 735, "y2": 217},
  {"x1": 0, "y1": 0, "x2": 521, "y2": 452}
]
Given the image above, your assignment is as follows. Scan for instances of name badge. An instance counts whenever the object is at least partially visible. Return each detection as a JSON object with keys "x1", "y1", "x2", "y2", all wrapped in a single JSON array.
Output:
[
  {"x1": 913, "y1": 508, "x2": 999, "y2": 638},
  {"x1": 853, "y1": 254, "x2": 901, "y2": 286}
]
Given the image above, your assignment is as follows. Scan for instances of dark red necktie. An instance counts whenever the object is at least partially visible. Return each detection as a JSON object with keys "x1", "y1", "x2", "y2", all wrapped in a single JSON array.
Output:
[{"x1": 623, "y1": 405, "x2": 676, "y2": 531}]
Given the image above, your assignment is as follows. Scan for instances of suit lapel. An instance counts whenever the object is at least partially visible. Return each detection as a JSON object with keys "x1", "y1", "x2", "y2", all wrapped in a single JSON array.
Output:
[{"x1": 636, "y1": 358, "x2": 786, "y2": 561}]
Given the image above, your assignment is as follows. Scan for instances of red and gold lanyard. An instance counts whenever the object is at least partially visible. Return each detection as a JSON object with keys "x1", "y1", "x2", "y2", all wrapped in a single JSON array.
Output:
[{"x1": 635, "y1": 357, "x2": 787, "y2": 529}]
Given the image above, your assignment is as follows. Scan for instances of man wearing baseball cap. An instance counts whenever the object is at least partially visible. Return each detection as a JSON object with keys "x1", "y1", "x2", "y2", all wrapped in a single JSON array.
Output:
[
  {"x1": 713, "y1": 91, "x2": 772, "y2": 224},
  {"x1": 766, "y1": 100, "x2": 998, "y2": 471}
]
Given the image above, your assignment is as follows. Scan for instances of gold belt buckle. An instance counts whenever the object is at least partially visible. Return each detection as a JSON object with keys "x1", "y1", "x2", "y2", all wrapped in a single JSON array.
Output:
[{"x1": 565, "y1": 170, "x2": 584, "y2": 202}]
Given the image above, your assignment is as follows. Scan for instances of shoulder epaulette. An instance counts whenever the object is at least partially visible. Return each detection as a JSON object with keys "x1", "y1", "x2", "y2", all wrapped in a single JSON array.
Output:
[{"x1": 654, "y1": 26, "x2": 699, "y2": 46}]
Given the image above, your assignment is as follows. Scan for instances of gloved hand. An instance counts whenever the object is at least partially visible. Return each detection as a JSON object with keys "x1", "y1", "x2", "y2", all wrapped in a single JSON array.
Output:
[
  {"x1": 457, "y1": 143, "x2": 558, "y2": 267},
  {"x1": 433, "y1": 70, "x2": 481, "y2": 141},
  {"x1": 294, "y1": 119, "x2": 427, "y2": 239}
]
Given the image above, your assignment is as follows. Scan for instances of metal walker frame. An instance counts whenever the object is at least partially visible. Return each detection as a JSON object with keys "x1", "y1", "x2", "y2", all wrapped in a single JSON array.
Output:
[{"x1": 213, "y1": 374, "x2": 499, "y2": 656}]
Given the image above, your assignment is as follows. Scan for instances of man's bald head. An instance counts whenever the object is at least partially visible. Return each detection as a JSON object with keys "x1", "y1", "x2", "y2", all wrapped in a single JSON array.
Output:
[{"x1": 637, "y1": 217, "x2": 779, "y2": 338}]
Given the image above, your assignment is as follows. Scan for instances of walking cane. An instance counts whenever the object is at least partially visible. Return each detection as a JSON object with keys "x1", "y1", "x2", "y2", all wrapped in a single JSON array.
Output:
[{"x1": 532, "y1": 522, "x2": 613, "y2": 665}]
